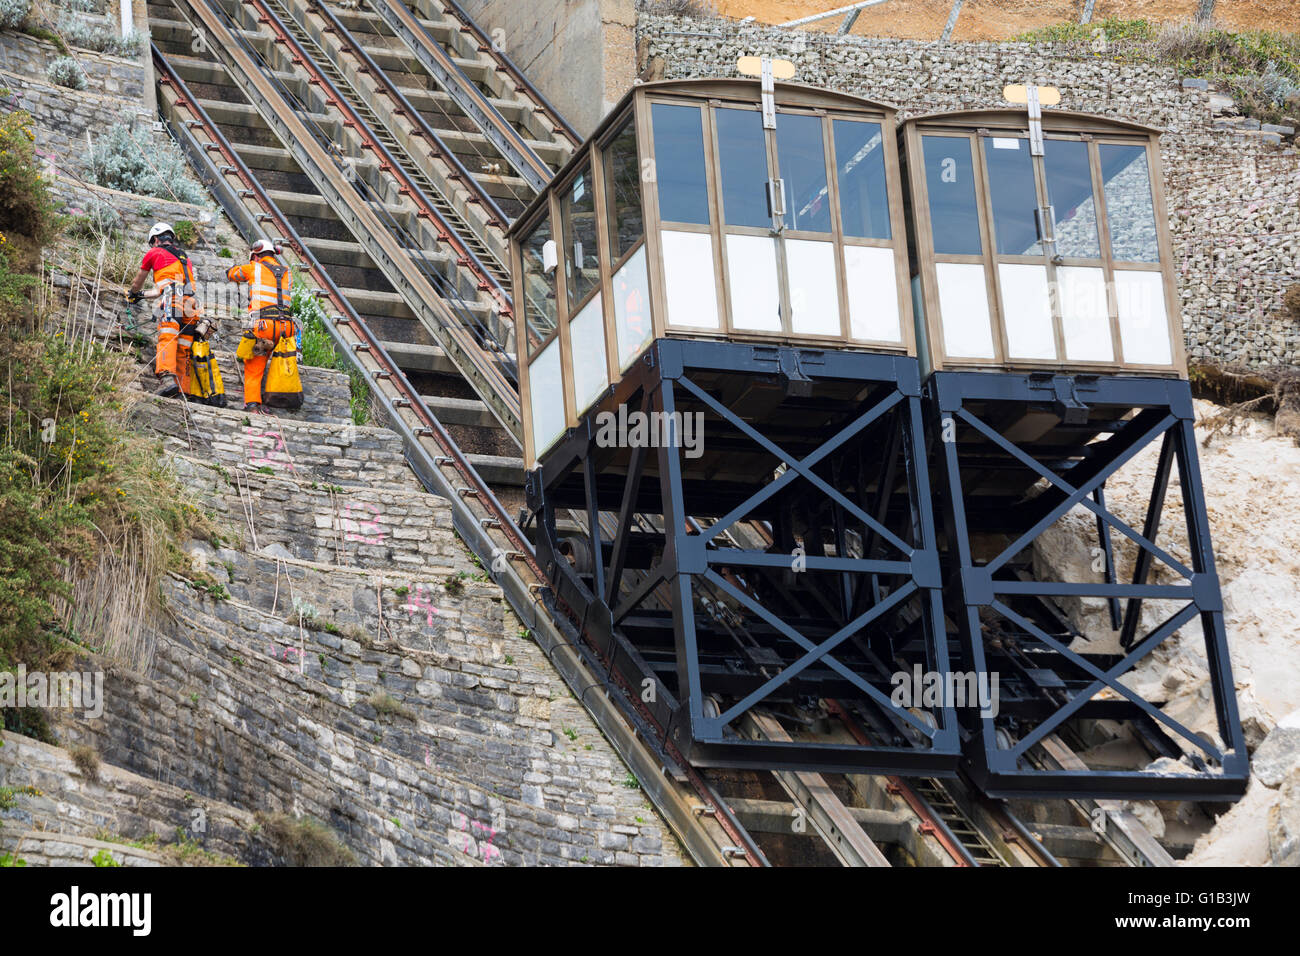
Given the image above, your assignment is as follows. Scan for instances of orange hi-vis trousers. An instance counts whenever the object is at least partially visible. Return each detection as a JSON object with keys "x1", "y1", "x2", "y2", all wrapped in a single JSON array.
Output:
[
  {"x1": 238, "y1": 314, "x2": 295, "y2": 405},
  {"x1": 156, "y1": 309, "x2": 193, "y2": 393}
]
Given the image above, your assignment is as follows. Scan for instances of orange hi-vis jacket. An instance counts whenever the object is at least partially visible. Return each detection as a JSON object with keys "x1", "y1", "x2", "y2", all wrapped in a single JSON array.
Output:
[
  {"x1": 226, "y1": 255, "x2": 293, "y2": 321},
  {"x1": 142, "y1": 245, "x2": 201, "y2": 389},
  {"x1": 228, "y1": 255, "x2": 295, "y2": 404}
]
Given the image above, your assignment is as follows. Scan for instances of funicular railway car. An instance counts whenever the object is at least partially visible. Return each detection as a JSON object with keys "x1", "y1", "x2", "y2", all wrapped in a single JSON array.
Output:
[
  {"x1": 901, "y1": 104, "x2": 1247, "y2": 799},
  {"x1": 509, "y1": 72, "x2": 1248, "y2": 798},
  {"x1": 512, "y1": 76, "x2": 957, "y2": 775}
]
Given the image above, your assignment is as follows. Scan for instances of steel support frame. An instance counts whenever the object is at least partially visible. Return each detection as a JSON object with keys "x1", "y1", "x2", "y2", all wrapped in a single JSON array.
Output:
[
  {"x1": 528, "y1": 339, "x2": 959, "y2": 775},
  {"x1": 929, "y1": 370, "x2": 1248, "y2": 800}
]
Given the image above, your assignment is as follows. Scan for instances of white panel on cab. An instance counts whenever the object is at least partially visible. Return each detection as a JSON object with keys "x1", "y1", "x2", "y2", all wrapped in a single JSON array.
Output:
[
  {"x1": 528, "y1": 337, "x2": 566, "y2": 456},
  {"x1": 612, "y1": 245, "x2": 653, "y2": 370},
  {"x1": 1115, "y1": 270, "x2": 1172, "y2": 366},
  {"x1": 1057, "y1": 266, "x2": 1113, "y2": 363},
  {"x1": 661, "y1": 229, "x2": 719, "y2": 329},
  {"x1": 569, "y1": 291, "x2": 608, "y2": 414},
  {"x1": 787, "y1": 238, "x2": 840, "y2": 337},
  {"x1": 727, "y1": 233, "x2": 782, "y2": 332},
  {"x1": 936, "y1": 262, "x2": 995, "y2": 359},
  {"x1": 998, "y1": 263, "x2": 1055, "y2": 360},
  {"x1": 845, "y1": 245, "x2": 901, "y2": 343}
]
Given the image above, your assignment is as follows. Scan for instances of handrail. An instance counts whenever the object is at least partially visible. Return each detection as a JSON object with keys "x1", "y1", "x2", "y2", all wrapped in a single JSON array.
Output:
[
  {"x1": 177, "y1": 0, "x2": 523, "y2": 431},
  {"x1": 240, "y1": 0, "x2": 510, "y2": 293},
  {"x1": 365, "y1": 0, "x2": 553, "y2": 193}
]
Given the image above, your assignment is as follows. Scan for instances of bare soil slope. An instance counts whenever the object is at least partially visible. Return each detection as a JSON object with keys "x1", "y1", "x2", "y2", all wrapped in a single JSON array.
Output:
[{"x1": 714, "y1": 1, "x2": 1297, "y2": 41}]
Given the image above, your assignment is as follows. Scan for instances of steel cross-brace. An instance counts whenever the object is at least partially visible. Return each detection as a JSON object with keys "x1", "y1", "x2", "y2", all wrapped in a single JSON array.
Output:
[
  {"x1": 929, "y1": 370, "x2": 1248, "y2": 800},
  {"x1": 528, "y1": 339, "x2": 959, "y2": 775}
]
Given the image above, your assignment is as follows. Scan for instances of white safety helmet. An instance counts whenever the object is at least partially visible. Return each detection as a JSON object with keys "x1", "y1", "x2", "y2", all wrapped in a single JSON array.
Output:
[
  {"x1": 250, "y1": 238, "x2": 278, "y2": 259},
  {"x1": 147, "y1": 222, "x2": 174, "y2": 244}
]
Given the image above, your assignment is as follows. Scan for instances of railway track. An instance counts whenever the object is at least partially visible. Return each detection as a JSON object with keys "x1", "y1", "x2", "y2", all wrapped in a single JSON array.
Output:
[{"x1": 145, "y1": 0, "x2": 1166, "y2": 867}]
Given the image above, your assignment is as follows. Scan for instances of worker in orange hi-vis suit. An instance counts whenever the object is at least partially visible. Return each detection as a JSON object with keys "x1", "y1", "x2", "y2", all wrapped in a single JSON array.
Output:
[
  {"x1": 126, "y1": 222, "x2": 208, "y2": 396},
  {"x1": 226, "y1": 239, "x2": 299, "y2": 411}
]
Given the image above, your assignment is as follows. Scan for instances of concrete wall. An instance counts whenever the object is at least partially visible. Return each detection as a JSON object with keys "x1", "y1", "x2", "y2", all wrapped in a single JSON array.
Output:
[
  {"x1": 637, "y1": 14, "x2": 1300, "y2": 369},
  {"x1": 457, "y1": 0, "x2": 637, "y2": 137}
]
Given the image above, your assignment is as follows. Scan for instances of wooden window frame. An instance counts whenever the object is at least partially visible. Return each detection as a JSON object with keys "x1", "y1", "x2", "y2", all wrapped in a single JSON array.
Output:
[{"x1": 908, "y1": 120, "x2": 1185, "y2": 376}]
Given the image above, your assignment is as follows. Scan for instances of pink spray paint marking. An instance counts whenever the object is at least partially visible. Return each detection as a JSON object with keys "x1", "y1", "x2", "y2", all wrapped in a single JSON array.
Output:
[
  {"x1": 456, "y1": 813, "x2": 500, "y2": 864},
  {"x1": 400, "y1": 584, "x2": 440, "y2": 627},
  {"x1": 341, "y1": 501, "x2": 385, "y2": 544},
  {"x1": 246, "y1": 428, "x2": 296, "y2": 473},
  {"x1": 267, "y1": 642, "x2": 302, "y2": 671}
]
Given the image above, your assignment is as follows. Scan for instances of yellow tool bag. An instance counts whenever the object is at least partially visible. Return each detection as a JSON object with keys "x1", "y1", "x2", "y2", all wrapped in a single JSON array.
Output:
[
  {"x1": 236, "y1": 332, "x2": 257, "y2": 362},
  {"x1": 186, "y1": 339, "x2": 227, "y2": 407},
  {"x1": 261, "y1": 335, "x2": 304, "y2": 409}
]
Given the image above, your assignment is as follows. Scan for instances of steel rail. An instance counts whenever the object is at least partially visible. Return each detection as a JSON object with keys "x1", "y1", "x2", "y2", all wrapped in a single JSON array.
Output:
[
  {"x1": 824, "y1": 699, "x2": 978, "y2": 866},
  {"x1": 365, "y1": 0, "x2": 552, "y2": 192},
  {"x1": 177, "y1": 0, "x2": 523, "y2": 434},
  {"x1": 296, "y1": 0, "x2": 520, "y2": 224},
  {"x1": 409, "y1": 0, "x2": 582, "y2": 147},
  {"x1": 152, "y1": 41, "x2": 763, "y2": 868},
  {"x1": 238, "y1": 0, "x2": 508, "y2": 280}
]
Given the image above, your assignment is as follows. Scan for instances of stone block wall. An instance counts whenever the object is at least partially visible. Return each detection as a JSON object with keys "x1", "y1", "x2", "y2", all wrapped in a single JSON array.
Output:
[
  {"x1": 0, "y1": 27, "x2": 145, "y2": 101},
  {"x1": 637, "y1": 14, "x2": 1300, "y2": 368},
  {"x1": 0, "y1": 731, "x2": 278, "y2": 865},
  {"x1": 50, "y1": 391, "x2": 684, "y2": 866}
]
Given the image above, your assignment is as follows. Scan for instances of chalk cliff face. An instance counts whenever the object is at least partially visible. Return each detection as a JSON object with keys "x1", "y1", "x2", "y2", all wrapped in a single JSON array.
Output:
[{"x1": 1031, "y1": 401, "x2": 1300, "y2": 865}]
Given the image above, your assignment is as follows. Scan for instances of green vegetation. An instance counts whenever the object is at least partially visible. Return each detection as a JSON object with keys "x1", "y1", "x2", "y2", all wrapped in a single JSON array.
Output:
[
  {"x1": 85, "y1": 122, "x2": 207, "y2": 205},
  {"x1": 69, "y1": 743, "x2": 99, "y2": 781},
  {"x1": 90, "y1": 848, "x2": 120, "y2": 867},
  {"x1": 22, "y1": 24, "x2": 67, "y2": 52},
  {"x1": 0, "y1": 0, "x2": 30, "y2": 30},
  {"x1": 1013, "y1": 17, "x2": 1158, "y2": 46},
  {"x1": 57, "y1": 15, "x2": 142, "y2": 58},
  {"x1": 192, "y1": 579, "x2": 230, "y2": 601},
  {"x1": 1, "y1": 111, "x2": 213, "y2": 706},
  {"x1": 292, "y1": 277, "x2": 371, "y2": 426},
  {"x1": 45, "y1": 56, "x2": 86, "y2": 91},
  {"x1": 256, "y1": 812, "x2": 356, "y2": 866},
  {"x1": 0, "y1": 784, "x2": 40, "y2": 810},
  {"x1": 367, "y1": 691, "x2": 414, "y2": 721},
  {"x1": 172, "y1": 219, "x2": 198, "y2": 246},
  {"x1": 94, "y1": 827, "x2": 244, "y2": 866},
  {"x1": 64, "y1": 196, "x2": 123, "y2": 243},
  {"x1": 1015, "y1": 19, "x2": 1300, "y2": 125},
  {"x1": 0, "y1": 852, "x2": 26, "y2": 867}
]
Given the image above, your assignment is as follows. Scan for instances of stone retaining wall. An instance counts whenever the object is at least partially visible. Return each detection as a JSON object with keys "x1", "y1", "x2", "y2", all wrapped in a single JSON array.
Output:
[{"x1": 0, "y1": 731, "x2": 276, "y2": 865}]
